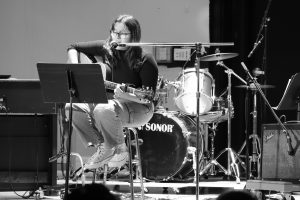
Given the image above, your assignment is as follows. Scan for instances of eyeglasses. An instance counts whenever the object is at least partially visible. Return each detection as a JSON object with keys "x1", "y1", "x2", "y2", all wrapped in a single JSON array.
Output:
[{"x1": 111, "y1": 31, "x2": 131, "y2": 38}]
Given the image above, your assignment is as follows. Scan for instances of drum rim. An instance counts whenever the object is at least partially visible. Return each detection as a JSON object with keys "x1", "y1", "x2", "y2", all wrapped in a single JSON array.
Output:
[
  {"x1": 173, "y1": 92, "x2": 213, "y2": 116},
  {"x1": 176, "y1": 68, "x2": 214, "y2": 81}
]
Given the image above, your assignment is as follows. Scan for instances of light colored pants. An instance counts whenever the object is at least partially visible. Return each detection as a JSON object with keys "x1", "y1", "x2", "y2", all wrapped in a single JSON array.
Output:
[{"x1": 65, "y1": 99, "x2": 154, "y2": 148}]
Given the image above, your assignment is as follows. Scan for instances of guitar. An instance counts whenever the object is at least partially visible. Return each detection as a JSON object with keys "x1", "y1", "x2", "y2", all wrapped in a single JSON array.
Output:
[{"x1": 71, "y1": 52, "x2": 154, "y2": 103}]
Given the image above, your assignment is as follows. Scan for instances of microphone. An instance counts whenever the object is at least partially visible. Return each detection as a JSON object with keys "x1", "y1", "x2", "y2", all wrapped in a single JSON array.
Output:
[
  {"x1": 110, "y1": 41, "x2": 119, "y2": 48},
  {"x1": 241, "y1": 62, "x2": 255, "y2": 85},
  {"x1": 110, "y1": 41, "x2": 126, "y2": 48}
]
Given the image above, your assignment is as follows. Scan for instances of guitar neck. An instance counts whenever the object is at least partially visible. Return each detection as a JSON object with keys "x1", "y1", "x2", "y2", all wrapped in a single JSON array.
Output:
[
  {"x1": 104, "y1": 80, "x2": 135, "y2": 94},
  {"x1": 76, "y1": 52, "x2": 152, "y2": 102}
]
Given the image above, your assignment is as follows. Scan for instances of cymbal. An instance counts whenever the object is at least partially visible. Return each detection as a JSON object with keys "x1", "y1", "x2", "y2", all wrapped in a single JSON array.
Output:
[
  {"x1": 235, "y1": 83, "x2": 275, "y2": 89},
  {"x1": 200, "y1": 53, "x2": 238, "y2": 61}
]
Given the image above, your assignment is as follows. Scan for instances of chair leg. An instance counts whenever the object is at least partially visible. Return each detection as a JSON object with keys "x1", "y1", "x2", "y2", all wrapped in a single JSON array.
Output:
[
  {"x1": 103, "y1": 164, "x2": 108, "y2": 185},
  {"x1": 124, "y1": 127, "x2": 135, "y2": 200},
  {"x1": 130, "y1": 128, "x2": 146, "y2": 198}
]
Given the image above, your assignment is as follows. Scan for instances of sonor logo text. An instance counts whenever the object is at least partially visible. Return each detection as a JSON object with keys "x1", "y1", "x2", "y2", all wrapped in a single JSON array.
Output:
[{"x1": 138, "y1": 123, "x2": 174, "y2": 133}]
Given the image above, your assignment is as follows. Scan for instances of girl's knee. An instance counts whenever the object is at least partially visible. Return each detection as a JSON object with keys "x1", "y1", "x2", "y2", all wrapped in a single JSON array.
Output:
[{"x1": 93, "y1": 102, "x2": 116, "y2": 118}]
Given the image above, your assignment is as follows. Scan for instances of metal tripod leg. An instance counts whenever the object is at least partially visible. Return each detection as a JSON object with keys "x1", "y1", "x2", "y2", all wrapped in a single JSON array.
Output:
[
  {"x1": 199, "y1": 123, "x2": 219, "y2": 176},
  {"x1": 199, "y1": 158, "x2": 227, "y2": 176},
  {"x1": 124, "y1": 128, "x2": 135, "y2": 200},
  {"x1": 237, "y1": 134, "x2": 261, "y2": 178},
  {"x1": 199, "y1": 147, "x2": 241, "y2": 183},
  {"x1": 130, "y1": 128, "x2": 146, "y2": 198},
  {"x1": 237, "y1": 86, "x2": 262, "y2": 179}
]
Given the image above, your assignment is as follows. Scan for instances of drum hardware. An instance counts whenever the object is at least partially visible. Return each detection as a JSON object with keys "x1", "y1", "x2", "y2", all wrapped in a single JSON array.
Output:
[
  {"x1": 199, "y1": 52, "x2": 247, "y2": 183},
  {"x1": 153, "y1": 76, "x2": 169, "y2": 108},
  {"x1": 199, "y1": 123, "x2": 219, "y2": 176},
  {"x1": 199, "y1": 122, "x2": 236, "y2": 177},
  {"x1": 166, "y1": 80, "x2": 181, "y2": 89},
  {"x1": 197, "y1": 97, "x2": 234, "y2": 177},
  {"x1": 236, "y1": 77, "x2": 275, "y2": 179},
  {"x1": 198, "y1": 97, "x2": 234, "y2": 124},
  {"x1": 217, "y1": 60, "x2": 242, "y2": 182}
]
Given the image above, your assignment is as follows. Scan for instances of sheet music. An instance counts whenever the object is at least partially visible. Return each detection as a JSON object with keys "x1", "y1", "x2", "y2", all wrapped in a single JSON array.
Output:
[
  {"x1": 273, "y1": 73, "x2": 300, "y2": 111},
  {"x1": 273, "y1": 77, "x2": 292, "y2": 110}
]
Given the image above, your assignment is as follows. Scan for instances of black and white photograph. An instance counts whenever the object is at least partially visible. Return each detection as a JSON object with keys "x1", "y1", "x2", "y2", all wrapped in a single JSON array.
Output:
[{"x1": 0, "y1": 0, "x2": 300, "y2": 199}]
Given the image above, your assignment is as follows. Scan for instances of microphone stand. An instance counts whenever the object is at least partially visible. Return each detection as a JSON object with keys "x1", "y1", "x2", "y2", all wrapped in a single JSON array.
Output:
[
  {"x1": 248, "y1": 0, "x2": 272, "y2": 58},
  {"x1": 246, "y1": 0, "x2": 273, "y2": 180},
  {"x1": 241, "y1": 62, "x2": 295, "y2": 159},
  {"x1": 195, "y1": 43, "x2": 201, "y2": 200}
]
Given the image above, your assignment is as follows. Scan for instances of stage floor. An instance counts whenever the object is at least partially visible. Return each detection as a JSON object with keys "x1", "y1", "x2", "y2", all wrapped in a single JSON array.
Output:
[
  {"x1": 2, "y1": 176, "x2": 300, "y2": 199},
  {"x1": 0, "y1": 176, "x2": 247, "y2": 200}
]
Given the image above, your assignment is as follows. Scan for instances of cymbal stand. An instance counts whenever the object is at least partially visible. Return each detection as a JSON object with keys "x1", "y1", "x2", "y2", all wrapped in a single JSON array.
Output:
[
  {"x1": 207, "y1": 61, "x2": 246, "y2": 182},
  {"x1": 237, "y1": 79, "x2": 261, "y2": 179}
]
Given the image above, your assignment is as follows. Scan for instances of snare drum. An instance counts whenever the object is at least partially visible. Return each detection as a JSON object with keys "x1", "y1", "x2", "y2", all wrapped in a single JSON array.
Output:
[
  {"x1": 174, "y1": 68, "x2": 214, "y2": 116},
  {"x1": 136, "y1": 110, "x2": 204, "y2": 181},
  {"x1": 199, "y1": 97, "x2": 234, "y2": 123}
]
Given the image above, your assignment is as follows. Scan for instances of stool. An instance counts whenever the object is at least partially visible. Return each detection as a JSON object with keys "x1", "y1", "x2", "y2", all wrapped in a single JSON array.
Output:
[
  {"x1": 102, "y1": 127, "x2": 145, "y2": 200},
  {"x1": 71, "y1": 127, "x2": 146, "y2": 200}
]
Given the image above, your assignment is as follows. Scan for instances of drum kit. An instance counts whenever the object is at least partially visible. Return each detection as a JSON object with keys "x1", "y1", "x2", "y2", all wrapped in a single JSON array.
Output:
[
  {"x1": 116, "y1": 42, "x2": 277, "y2": 200},
  {"x1": 135, "y1": 50, "x2": 248, "y2": 182},
  {"x1": 132, "y1": 48, "x2": 277, "y2": 184}
]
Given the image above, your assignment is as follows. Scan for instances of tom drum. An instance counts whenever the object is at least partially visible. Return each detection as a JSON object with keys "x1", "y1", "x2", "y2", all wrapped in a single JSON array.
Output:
[{"x1": 174, "y1": 68, "x2": 214, "y2": 116}]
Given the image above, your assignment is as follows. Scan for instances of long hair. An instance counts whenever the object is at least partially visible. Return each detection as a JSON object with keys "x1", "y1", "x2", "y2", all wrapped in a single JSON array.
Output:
[{"x1": 105, "y1": 14, "x2": 143, "y2": 71}]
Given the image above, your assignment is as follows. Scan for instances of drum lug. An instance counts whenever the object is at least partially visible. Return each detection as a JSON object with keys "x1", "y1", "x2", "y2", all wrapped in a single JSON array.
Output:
[{"x1": 183, "y1": 131, "x2": 191, "y2": 137}]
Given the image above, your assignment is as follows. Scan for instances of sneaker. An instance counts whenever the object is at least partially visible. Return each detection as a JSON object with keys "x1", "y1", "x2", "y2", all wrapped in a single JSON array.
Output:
[
  {"x1": 84, "y1": 144, "x2": 115, "y2": 170},
  {"x1": 108, "y1": 143, "x2": 129, "y2": 168}
]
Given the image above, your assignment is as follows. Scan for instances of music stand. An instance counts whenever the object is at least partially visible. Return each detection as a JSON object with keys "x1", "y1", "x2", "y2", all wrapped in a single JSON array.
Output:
[
  {"x1": 274, "y1": 73, "x2": 300, "y2": 121},
  {"x1": 37, "y1": 63, "x2": 108, "y2": 200}
]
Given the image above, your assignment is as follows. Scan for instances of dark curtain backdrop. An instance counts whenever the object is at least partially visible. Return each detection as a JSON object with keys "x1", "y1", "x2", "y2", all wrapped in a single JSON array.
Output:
[{"x1": 208, "y1": 0, "x2": 300, "y2": 171}]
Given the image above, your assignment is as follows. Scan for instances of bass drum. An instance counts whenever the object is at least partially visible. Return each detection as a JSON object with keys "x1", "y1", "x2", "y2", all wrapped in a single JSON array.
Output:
[{"x1": 136, "y1": 110, "x2": 204, "y2": 181}]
